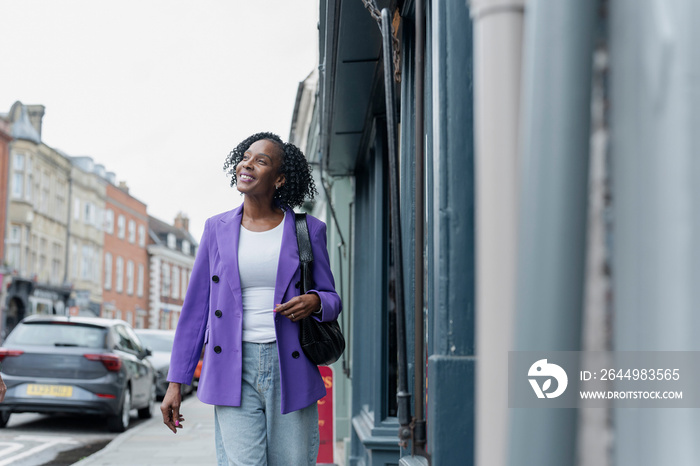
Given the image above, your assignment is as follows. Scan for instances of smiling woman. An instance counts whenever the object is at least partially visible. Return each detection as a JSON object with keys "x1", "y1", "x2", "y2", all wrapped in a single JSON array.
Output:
[{"x1": 160, "y1": 132, "x2": 342, "y2": 465}]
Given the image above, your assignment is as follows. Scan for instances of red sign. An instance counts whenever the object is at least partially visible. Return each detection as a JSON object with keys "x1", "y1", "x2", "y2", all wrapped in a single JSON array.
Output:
[{"x1": 316, "y1": 366, "x2": 334, "y2": 464}]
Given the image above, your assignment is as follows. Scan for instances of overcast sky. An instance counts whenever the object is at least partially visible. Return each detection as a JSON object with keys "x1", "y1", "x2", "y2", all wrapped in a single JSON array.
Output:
[{"x1": 0, "y1": 0, "x2": 319, "y2": 241}]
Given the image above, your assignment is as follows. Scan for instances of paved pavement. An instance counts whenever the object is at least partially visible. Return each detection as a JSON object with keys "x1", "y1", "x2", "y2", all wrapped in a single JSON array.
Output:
[{"x1": 73, "y1": 395, "x2": 217, "y2": 465}]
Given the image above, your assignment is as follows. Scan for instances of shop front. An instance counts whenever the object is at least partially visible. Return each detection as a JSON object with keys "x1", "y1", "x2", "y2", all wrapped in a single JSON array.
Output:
[{"x1": 2, "y1": 277, "x2": 71, "y2": 340}]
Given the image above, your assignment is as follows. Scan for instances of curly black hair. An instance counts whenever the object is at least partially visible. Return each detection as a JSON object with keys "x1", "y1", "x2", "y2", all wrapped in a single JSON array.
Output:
[{"x1": 223, "y1": 132, "x2": 317, "y2": 209}]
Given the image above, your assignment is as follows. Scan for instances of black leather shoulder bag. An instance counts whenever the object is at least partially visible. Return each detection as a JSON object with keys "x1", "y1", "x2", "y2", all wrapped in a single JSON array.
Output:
[{"x1": 294, "y1": 213, "x2": 345, "y2": 366}]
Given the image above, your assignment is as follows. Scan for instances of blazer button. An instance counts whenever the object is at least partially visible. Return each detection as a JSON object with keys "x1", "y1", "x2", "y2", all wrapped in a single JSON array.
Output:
[
  {"x1": 212, "y1": 275, "x2": 220, "y2": 283},
  {"x1": 215, "y1": 309, "x2": 222, "y2": 318},
  {"x1": 214, "y1": 346, "x2": 222, "y2": 354},
  {"x1": 292, "y1": 351, "x2": 300, "y2": 359},
  {"x1": 295, "y1": 281, "x2": 301, "y2": 289}
]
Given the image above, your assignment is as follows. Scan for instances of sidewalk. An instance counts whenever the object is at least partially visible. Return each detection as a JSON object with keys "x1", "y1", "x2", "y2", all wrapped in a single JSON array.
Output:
[{"x1": 74, "y1": 395, "x2": 217, "y2": 465}]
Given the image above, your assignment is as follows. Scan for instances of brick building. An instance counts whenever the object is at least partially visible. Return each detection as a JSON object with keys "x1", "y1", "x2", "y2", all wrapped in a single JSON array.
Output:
[
  {"x1": 147, "y1": 213, "x2": 197, "y2": 329},
  {"x1": 102, "y1": 182, "x2": 150, "y2": 328}
]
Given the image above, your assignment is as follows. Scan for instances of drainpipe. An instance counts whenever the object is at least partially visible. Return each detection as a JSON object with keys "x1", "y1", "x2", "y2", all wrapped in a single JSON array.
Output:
[
  {"x1": 63, "y1": 173, "x2": 73, "y2": 287},
  {"x1": 412, "y1": 0, "x2": 429, "y2": 459},
  {"x1": 609, "y1": 1, "x2": 700, "y2": 465},
  {"x1": 469, "y1": 1, "x2": 525, "y2": 465},
  {"x1": 509, "y1": 0, "x2": 597, "y2": 465},
  {"x1": 380, "y1": 7, "x2": 412, "y2": 447}
]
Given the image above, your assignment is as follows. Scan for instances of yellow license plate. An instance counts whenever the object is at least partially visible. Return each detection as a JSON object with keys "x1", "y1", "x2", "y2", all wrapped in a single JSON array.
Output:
[{"x1": 27, "y1": 384, "x2": 73, "y2": 397}]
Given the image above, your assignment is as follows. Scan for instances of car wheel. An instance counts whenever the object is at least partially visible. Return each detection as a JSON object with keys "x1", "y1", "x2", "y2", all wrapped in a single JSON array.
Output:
[
  {"x1": 108, "y1": 386, "x2": 131, "y2": 432},
  {"x1": 0, "y1": 411, "x2": 10, "y2": 428},
  {"x1": 138, "y1": 380, "x2": 156, "y2": 419}
]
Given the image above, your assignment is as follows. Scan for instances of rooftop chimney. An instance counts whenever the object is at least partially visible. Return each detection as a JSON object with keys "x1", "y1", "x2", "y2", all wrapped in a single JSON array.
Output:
[
  {"x1": 174, "y1": 212, "x2": 189, "y2": 232},
  {"x1": 118, "y1": 181, "x2": 129, "y2": 194}
]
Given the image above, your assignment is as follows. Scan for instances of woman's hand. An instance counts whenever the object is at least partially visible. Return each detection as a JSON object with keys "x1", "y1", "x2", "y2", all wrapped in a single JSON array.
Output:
[
  {"x1": 275, "y1": 293, "x2": 321, "y2": 322},
  {"x1": 160, "y1": 382, "x2": 184, "y2": 433}
]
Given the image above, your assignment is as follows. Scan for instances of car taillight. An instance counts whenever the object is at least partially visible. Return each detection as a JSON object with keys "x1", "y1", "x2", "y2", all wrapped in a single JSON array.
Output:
[
  {"x1": 0, "y1": 349, "x2": 24, "y2": 362},
  {"x1": 84, "y1": 354, "x2": 122, "y2": 372}
]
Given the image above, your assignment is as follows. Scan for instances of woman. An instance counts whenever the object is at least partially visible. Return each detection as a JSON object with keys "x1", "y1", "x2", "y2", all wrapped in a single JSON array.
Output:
[{"x1": 160, "y1": 132, "x2": 341, "y2": 465}]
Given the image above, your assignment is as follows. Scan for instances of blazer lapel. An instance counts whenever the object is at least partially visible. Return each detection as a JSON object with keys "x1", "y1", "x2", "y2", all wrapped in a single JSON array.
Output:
[
  {"x1": 215, "y1": 205, "x2": 244, "y2": 303},
  {"x1": 275, "y1": 209, "x2": 300, "y2": 306}
]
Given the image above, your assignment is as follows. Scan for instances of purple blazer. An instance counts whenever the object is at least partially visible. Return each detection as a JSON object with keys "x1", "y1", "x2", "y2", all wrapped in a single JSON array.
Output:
[{"x1": 167, "y1": 205, "x2": 342, "y2": 414}]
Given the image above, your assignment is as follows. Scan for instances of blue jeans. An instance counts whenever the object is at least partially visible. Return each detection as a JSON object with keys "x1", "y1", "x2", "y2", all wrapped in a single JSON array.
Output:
[{"x1": 214, "y1": 341, "x2": 319, "y2": 466}]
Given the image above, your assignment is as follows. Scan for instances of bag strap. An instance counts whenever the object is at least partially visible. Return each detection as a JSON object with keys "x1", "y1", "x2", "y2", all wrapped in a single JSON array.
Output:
[{"x1": 294, "y1": 213, "x2": 315, "y2": 292}]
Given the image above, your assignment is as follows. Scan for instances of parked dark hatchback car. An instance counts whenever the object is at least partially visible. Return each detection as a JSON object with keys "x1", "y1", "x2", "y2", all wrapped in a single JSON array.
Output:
[
  {"x1": 134, "y1": 329, "x2": 193, "y2": 399},
  {"x1": 0, "y1": 315, "x2": 156, "y2": 432}
]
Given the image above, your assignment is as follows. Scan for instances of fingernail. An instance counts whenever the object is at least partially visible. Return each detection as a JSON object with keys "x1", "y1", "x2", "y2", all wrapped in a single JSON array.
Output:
[{"x1": 175, "y1": 420, "x2": 180, "y2": 426}]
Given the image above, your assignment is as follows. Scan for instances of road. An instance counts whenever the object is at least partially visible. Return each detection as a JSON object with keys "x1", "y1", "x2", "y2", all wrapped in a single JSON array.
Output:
[{"x1": 0, "y1": 409, "x2": 152, "y2": 466}]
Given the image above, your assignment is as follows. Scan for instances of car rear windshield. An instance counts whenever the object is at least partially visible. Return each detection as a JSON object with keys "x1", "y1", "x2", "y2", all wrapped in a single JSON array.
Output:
[
  {"x1": 136, "y1": 333, "x2": 174, "y2": 352},
  {"x1": 6, "y1": 322, "x2": 107, "y2": 348}
]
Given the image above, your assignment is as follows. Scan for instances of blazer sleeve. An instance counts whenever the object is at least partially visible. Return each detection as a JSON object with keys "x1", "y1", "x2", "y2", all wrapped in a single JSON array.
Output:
[
  {"x1": 307, "y1": 220, "x2": 342, "y2": 322},
  {"x1": 167, "y1": 218, "x2": 212, "y2": 384}
]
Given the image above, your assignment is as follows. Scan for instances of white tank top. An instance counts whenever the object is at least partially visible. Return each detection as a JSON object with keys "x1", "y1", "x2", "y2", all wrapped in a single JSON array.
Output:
[{"x1": 238, "y1": 220, "x2": 284, "y2": 343}]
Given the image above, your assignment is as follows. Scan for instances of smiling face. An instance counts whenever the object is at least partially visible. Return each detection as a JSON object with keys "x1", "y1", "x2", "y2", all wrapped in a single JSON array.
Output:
[{"x1": 235, "y1": 139, "x2": 286, "y2": 199}]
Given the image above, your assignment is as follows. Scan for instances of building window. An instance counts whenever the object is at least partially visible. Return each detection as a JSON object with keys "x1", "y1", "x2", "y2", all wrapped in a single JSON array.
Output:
[
  {"x1": 127, "y1": 260, "x2": 134, "y2": 295},
  {"x1": 161, "y1": 263, "x2": 171, "y2": 296},
  {"x1": 105, "y1": 209, "x2": 114, "y2": 234},
  {"x1": 95, "y1": 207, "x2": 104, "y2": 230},
  {"x1": 172, "y1": 265, "x2": 180, "y2": 299},
  {"x1": 26, "y1": 157, "x2": 33, "y2": 203},
  {"x1": 138, "y1": 225, "x2": 146, "y2": 247},
  {"x1": 159, "y1": 310, "x2": 169, "y2": 330},
  {"x1": 81, "y1": 245, "x2": 94, "y2": 280},
  {"x1": 56, "y1": 180, "x2": 66, "y2": 222},
  {"x1": 104, "y1": 253, "x2": 113, "y2": 290},
  {"x1": 84, "y1": 202, "x2": 95, "y2": 225},
  {"x1": 41, "y1": 172, "x2": 50, "y2": 214},
  {"x1": 7, "y1": 225, "x2": 22, "y2": 269},
  {"x1": 137, "y1": 264, "x2": 145, "y2": 297},
  {"x1": 12, "y1": 153, "x2": 25, "y2": 199},
  {"x1": 26, "y1": 156, "x2": 33, "y2": 202},
  {"x1": 51, "y1": 243, "x2": 62, "y2": 283},
  {"x1": 167, "y1": 233, "x2": 176, "y2": 250},
  {"x1": 116, "y1": 256, "x2": 124, "y2": 293},
  {"x1": 182, "y1": 240, "x2": 191, "y2": 255},
  {"x1": 39, "y1": 238, "x2": 47, "y2": 278},
  {"x1": 117, "y1": 215, "x2": 125, "y2": 239},
  {"x1": 128, "y1": 220, "x2": 136, "y2": 244}
]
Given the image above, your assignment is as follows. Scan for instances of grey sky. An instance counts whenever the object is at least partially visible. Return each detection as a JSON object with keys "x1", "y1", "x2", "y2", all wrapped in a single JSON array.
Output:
[{"x1": 0, "y1": 0, "x2": 319, "y2": 241}]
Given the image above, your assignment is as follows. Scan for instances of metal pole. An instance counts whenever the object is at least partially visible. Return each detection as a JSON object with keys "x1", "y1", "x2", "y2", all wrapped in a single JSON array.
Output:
[
  {"x1": 413, "y1": 0, "x2": 428, "y2": 457},
  {"x1": 380, "y1": 7, "x2": 412, "y2": 445}
]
